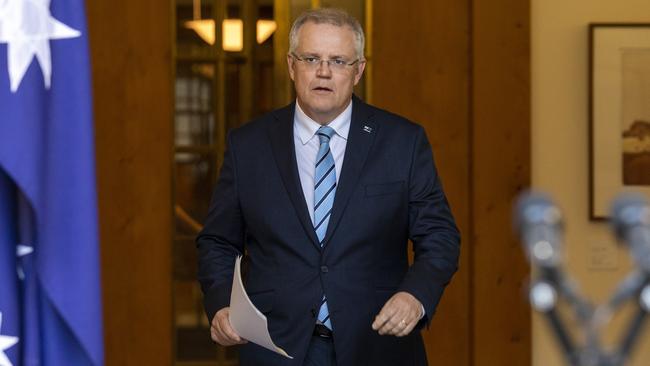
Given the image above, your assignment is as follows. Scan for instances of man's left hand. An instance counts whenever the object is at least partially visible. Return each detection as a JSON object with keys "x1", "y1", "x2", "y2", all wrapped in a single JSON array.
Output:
[{"x1": 372, "y1": 291, "x2": 423, "y2": 337}]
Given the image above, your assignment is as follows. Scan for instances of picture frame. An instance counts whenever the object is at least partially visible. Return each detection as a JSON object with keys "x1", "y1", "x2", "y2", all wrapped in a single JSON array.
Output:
[{"x1": 589, "y1": 23, "x2": 650, "y2": 220}]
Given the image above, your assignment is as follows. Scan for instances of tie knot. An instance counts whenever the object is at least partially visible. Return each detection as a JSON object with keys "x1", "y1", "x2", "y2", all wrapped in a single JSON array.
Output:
[{"x1": 317, "y1": 126, "x2": 335, "y2": 144}]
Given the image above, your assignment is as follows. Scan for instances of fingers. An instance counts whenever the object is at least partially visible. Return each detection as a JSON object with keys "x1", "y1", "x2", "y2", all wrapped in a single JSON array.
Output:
[
  {"x1": 210, "y1": 307, "x2": 248, "y2": 346},
  {"x1": 373, "y1": 306, "x2": 413, "y2": 336},
  {"x1": 395, "y1": 317, "x2": 417, "y2": 337},
  {"x1": 371, "y1": 292, "x2": 422, "y2": 337},
  {"x1": 371, "y1": 298, "x2": 400, "y2": 333}
]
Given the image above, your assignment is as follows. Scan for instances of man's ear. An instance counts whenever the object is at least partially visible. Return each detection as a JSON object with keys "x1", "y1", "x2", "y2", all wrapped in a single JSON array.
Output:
[
  {"x1": 287, "y1": 54, "x2": 295, "y2": 81},
  {"x1": 353, "y1": 60, "x2": 367, "y2": 85}
]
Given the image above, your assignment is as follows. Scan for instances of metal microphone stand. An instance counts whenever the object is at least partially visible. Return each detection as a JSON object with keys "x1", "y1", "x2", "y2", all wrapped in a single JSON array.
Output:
[{"x1": 518, "y1": 192, "x2": 650, "y2": 366}]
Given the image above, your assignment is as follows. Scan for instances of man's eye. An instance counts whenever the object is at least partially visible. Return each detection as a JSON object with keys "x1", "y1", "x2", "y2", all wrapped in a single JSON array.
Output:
[
  {"x1": 332, "y1": 59, "x2": 346, "y2": 66},
  {"x1": 305, "y1": 57, "x2": 319, "y2": 63}
]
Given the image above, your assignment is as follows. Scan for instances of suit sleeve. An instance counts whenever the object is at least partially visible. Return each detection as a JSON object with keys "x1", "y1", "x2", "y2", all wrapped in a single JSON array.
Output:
[
  {"x1": 196, "y1": 131, "x2": 245, "y2": 322},
  {"x1": 398, "y1": 125, "x2": 460, "y2": 325}
]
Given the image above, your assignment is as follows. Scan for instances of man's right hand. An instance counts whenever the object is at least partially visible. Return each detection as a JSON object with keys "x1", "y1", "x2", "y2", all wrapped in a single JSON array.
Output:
[{"x1": 211, "y1": 307, "x2": 248, "y2": 346}]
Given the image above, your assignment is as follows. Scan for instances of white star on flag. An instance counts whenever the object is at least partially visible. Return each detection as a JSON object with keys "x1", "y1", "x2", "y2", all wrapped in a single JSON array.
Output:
[
  {"x1": 0, "y1": 312, "x2": 19, "y2": 366},
  {"x1": 16, "y1": 244, "x2": 34, "y2": 280},
  {"x1": 0, "y1": 0, "x2": 81, "y2": 92}
]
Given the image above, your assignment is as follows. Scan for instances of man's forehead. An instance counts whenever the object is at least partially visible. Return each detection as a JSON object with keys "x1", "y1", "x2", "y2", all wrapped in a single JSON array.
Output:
[
  {"x1": 298, "y1": 21, "x2": 356, "y2": 37},
  {"x1": 295, "y1": 22, "x2": 356, "y2": 54}
]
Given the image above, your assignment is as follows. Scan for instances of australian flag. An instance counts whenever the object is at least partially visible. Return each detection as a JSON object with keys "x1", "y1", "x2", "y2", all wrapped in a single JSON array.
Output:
[{"x1": 0, "y1": 0, "x2": 103, "y2": 365}]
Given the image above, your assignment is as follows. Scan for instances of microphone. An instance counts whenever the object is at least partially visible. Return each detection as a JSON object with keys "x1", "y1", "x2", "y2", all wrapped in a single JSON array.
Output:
[
  {"x1": 516, "y1": 193, "x2": 583, "y2": 362},
  {"x1": 515, "y1": 191, "x2": 564, "y2": 269},
  {"x1": 515, "y1": 193, "x2": 588, "y2": 313},
  {"x1": 603, "y1": 194, "x2": 650, "y2": 314},
  {"x1": 608, "y1": 194, "x2": 650, "y2": 366},
  {"x1": 611, "y1": 193, "x2": 650, "y2": 272}
]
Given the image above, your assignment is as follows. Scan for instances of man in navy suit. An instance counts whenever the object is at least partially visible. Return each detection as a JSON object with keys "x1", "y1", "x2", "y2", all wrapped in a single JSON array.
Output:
[{"x1": 197, "y1": 8, "x2": 460, "y2": 366}]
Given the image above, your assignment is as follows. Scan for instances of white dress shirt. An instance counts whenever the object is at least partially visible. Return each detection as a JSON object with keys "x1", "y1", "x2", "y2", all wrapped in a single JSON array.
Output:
[{"x1": 293, "y1": 100, "x2": 352, "y2": 225}]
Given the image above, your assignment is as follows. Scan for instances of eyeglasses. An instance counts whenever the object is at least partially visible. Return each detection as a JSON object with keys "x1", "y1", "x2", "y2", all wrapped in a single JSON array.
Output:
[{"x1": 291, "y1": 53, "x2": 361, "y2": 71}]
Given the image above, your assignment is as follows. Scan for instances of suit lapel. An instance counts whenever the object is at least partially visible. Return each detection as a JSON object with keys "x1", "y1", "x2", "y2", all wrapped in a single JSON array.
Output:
[
  {"x1": 322, "y1": 96, "x2": 377, "y2": 246},
  {"x1": 267, "y1": 102, "x2": 321, "y2": 249}
]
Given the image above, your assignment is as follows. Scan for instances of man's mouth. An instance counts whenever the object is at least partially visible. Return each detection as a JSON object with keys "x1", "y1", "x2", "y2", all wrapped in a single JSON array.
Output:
[{"x1": 313, "y1": 86, "x2": 333, "y2": 92}]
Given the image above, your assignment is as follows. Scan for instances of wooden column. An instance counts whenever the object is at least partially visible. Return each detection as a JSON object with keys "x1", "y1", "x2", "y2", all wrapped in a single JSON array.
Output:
[
  {"x1": 373, "y1": 0, "x2": 531, "y2": 364},
  {"x1": 373, "y1": 1, "x2": 471, "y2": 364},
  {"x1": 87, "y1": 1, "x2": 174, "y2": 365},
  {"x1": 471, "y1": 0, "x2": 531, "y2": 364},
  {"x1": 273, "y1": 0, "x2": 293, "y2": 108}
]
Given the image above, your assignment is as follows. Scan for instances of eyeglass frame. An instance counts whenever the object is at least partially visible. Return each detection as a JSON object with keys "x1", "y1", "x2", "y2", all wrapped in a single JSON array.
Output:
[{"x1": 290, "y1": 53, "x2": 363, "y2": 71}]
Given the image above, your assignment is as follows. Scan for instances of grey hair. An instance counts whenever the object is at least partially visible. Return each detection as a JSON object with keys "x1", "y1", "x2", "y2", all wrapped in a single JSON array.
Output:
[{"x1": 289, "y1": 8, "x2": 365, "y2": 60}]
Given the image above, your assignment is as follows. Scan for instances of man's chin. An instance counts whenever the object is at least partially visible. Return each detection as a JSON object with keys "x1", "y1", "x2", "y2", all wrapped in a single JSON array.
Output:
[
  {"x1": 300, "y1": 105, "x2": 338, "y2": 123},
  {"x1": 303, "y1": 100, "x2": 335, "y2": 114}
]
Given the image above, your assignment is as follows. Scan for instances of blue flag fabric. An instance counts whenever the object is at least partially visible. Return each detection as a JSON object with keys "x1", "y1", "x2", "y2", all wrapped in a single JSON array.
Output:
[{"x1": 0, "y1": 0, "x2": 103, "y2": 365}]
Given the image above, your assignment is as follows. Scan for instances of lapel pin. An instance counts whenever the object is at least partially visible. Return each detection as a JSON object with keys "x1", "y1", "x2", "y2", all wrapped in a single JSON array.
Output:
[{"x1": 362, "y1": 125, "x2": 373, "y2": 133}]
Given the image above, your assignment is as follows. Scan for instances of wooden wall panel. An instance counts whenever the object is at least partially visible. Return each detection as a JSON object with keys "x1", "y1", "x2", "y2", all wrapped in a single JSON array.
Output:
[
  {"x1": 87, "y1": 1, "x2": 174, "y2": 365},
  {"x1": 373, "y1": 1, "x2": 471, "y2": 365},
  {"x1": 373, "y1": 0, "x2": 531, "y2": 365},
  {"x1": 471, "y1": 0, "x2": 531, "y2": 365}
]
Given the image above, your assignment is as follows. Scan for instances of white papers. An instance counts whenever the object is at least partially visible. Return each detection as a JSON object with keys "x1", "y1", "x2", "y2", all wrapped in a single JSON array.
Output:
[{"x1": 229, "y1": 256, "x2": 293, "y2": 359}]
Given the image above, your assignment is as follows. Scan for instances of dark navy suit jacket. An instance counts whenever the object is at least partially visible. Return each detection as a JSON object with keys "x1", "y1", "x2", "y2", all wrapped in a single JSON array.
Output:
[{"x1": 196, "y1": 96, "x2": 460, "y2": 366}]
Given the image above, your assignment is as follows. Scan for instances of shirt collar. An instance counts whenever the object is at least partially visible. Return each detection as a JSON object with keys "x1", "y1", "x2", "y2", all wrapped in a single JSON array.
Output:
[{"x1": 294, "y1": 99, "x2": 352, "y2": 145}]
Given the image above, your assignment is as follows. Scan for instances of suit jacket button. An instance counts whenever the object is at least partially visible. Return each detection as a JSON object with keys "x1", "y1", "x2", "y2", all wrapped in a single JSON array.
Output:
[{"x1": 320, "y1": 265, "x2": 329, "y2": 273}]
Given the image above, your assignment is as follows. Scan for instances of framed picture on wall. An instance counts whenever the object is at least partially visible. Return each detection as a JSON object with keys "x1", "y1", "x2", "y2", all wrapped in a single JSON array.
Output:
[{"x1": 589, "y1": 23, "x2": 650, "y2": 220}]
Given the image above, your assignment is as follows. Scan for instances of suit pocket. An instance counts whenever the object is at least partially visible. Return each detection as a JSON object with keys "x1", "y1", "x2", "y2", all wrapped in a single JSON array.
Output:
[
  {"x1": 247, "y1": 288, "x2": 275, "y2": 314},
  {"x1": 365, "y1": 181, "x2": 405, "y2": 197}
]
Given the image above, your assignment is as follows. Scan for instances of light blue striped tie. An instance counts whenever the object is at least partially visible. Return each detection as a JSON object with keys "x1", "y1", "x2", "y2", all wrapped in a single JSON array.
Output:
[{"x1": 314, "y1": 126, "x2": 336, "y2": 330}]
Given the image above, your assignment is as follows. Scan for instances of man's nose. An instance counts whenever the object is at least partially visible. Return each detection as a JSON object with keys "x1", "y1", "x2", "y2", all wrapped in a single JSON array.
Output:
[{"x1": 316, "y1": 60, "x2": 332, "y2": 77}]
